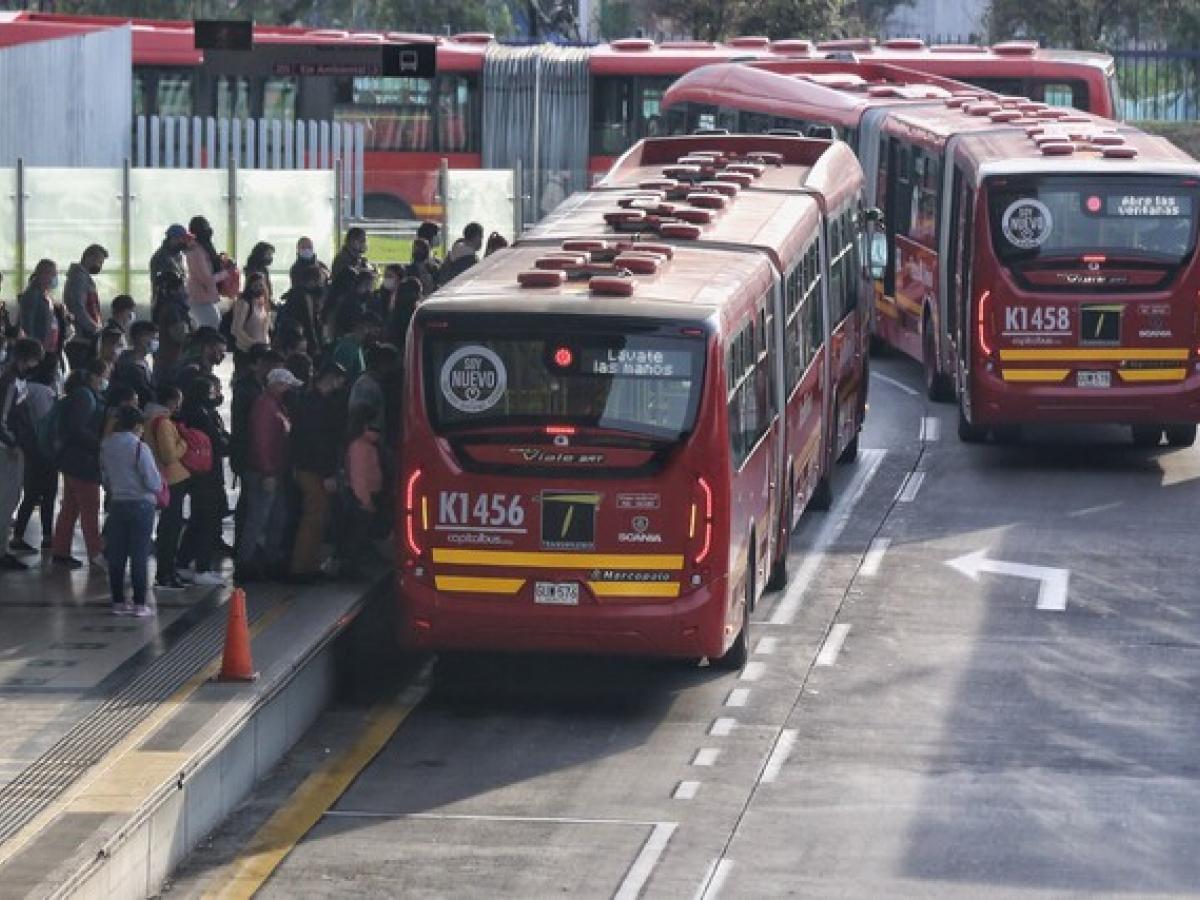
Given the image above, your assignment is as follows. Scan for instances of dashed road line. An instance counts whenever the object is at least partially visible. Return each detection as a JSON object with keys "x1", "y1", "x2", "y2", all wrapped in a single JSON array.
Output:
[
  {"x1": 614, "y1": 822, "x2": 678, "y2": 900},
  {"x1": 692, "y1": 748, "x2": 721, "y2": 767},
  {"x1": 693, "y1": 858, "x2": 736, "y2": 900},
  {"x1": 673, "y1": 781, "x2": 701, "y2": 800},
  {"x1": 860, "y1": 537, "x2": 891, "y2": 577},
  {"x1": 754, "y1": 636, "x2": 778, "y2": 655},
  {"x1": 768, "y1": 449, "x2": 887, "y2": 625},
  {"x1": 739, "y1": 661, "x2": 767, "y2": 682},
  {"x1": 815, "y1": 623, "x2": 851, "y2": 667},
  {"x1": 872, "y1": 371, "x2": 920, "y2": 396},
  {"x1": 760, "y1": 729, "x2": 798, "y2": 783},
  {"x1": 920, "y1": 416, "x2": 941, "y2": 441},
  {"x1": 709, "y1": 717, "x2": 737, "y2": 737},
  {"x1": 725, "y1": 688, "x2": 750, "y2": 707},
  {"x1": 896, "y1": 470, "x2": 925, "y2": 503}
]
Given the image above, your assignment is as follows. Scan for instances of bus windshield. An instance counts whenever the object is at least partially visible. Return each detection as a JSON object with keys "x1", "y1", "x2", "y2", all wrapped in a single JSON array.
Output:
[
  {"x1": 987, "y1": 175, "x2": 1200, "y2": 267},
  {"x1": 424, "y1": 327, "x2": 706, "y2": 442}
]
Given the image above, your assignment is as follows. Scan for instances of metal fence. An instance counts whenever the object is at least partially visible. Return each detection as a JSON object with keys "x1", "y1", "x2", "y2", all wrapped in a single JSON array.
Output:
[
  {"x1": 1112, "y1": 48, "x2": 1200, "y2": 122},
  {"x1": 135, "y1": 116, "x2": 365, "y2": 218}
]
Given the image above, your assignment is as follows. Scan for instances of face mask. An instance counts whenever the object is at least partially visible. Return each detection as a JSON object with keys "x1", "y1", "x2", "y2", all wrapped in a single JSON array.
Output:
[
  {"x1": 97, "y1": 378, "x2": 109, "y2": 392},
  {"x1": 383, "y1": 277, "x2": 398, "y2": 290},
  {"x1": 298, "y1": 249, "x2": 314, "y2": 261},
  {"x1": 50, "y1": 275, "x2": 60, "y2": 290},
  {"x1": 148, "y1": 338, "x2": 160, "y2": 354}
]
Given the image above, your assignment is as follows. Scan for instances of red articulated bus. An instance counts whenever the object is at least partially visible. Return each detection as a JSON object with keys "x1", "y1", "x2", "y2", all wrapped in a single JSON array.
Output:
[
  {"x1": 397, "y1": 135, "x2": 871, "y2": 665},
  {"x1": 0, "y1": 12, "x2": 1119, "y2": 218},
  {"x1": 665, "y1": 61, "x2": 1200, "y2": 446}
]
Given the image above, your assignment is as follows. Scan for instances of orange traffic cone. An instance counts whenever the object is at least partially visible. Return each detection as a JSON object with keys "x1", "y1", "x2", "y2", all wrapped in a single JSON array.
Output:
[{"x1": 216, "y1": 588, "x2": 258, "y2": 682}]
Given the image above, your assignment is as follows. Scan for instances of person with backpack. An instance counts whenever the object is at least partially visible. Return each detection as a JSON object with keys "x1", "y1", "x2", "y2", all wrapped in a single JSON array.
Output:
[
  {"x1": 10, "y1": 364, "x2": 59, "y2": 555},
  {"x1": 176, "y1": 373, "x2": 228, "y2": 586},
  {"x1": 111, "y1": 320, "x2": 159, "y2": 408},
  {"x1": 51, "y1": 357, "x2": 110, "y2": 570},
  {"x1": 144, "y1": 385, "x2": 192, "y2": 590},
  {"x1": 99, "y1": 405, "x2": 163, "y2": 617},
  {"x1": 184, "y1": 217, "x2": 227, "y2": 330},
  {"x1": 0, "y1": 339, "x2": 46, "y2": 570}
]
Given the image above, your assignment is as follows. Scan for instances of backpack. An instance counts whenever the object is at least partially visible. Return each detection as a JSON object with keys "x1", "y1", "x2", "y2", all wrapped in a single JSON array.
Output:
[
  {"x1": 177, "y1": 423, "x2": 213, "y2": 475},
  {"x1": 11, "y1": 398, "x2": 38, "y2": 457},
  {"x1": 35, "y1": 396, "x2": 68, "y2": 461}
]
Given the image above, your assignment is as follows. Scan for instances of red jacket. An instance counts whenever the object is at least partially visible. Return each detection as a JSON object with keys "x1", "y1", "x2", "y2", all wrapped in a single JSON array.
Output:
[{"x1": 248, "y1": 391, "x2": 290, "y2": 476}]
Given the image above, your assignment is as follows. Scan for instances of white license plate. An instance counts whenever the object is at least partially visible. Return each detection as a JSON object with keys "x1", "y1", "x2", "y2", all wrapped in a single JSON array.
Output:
[
  {"x1": 535, "y1": 582, "x2": 579, "y2": 605},
  {"x1": 1077, "y1": 370, "x2": 1112, "y2": 388}
]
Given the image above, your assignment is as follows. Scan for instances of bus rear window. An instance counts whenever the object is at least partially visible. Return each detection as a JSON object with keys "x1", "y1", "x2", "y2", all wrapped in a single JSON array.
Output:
[
  {"x1": 987, "y1": 175, "x2": 1199, "y2": 267},
  {"x1": 424, "y1": 329, "x2": 706, "y2": 442}
]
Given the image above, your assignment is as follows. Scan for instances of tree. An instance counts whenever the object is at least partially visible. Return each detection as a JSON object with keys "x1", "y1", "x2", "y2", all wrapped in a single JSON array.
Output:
[
  {"x1": 649, "y1": 0, "x2": 753, "y2": 41},
  {"x1": 986, "y1": 0, "x2": 1126, "y2": 49},
  {"x1": 738, "y1": 0, "x2": 846, "y2": 40}
]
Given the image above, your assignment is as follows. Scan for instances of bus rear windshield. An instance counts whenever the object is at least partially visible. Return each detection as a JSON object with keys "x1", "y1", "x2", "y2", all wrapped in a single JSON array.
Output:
[
  {"x1": 424, "y1": 330, "x2": 706, "y2": 442},
  {"x1": 988, "y1": 175, "x2": 1199, "y2": 267}
]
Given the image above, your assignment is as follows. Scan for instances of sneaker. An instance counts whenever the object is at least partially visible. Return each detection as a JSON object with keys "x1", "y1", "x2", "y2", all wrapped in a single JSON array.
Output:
[
  {"x1": 154, "y1": 574, "x2": 186, "y2": 590},
  {"x1": 89, "y1": 554, "x2": 109, "y2": 572},
  {"x1": 132, "y1": 605, "x2": 156, "y2": 618},
  {"x1": 111, "y1": 601, "x2": 135, "y2": 616},
  {"x1": 9, "y1": 539, "x2": 37, "y2": 555},
  {"x1": 0, "y1": 553, "x2": 29, "y2": 571},
  {"x1": 53, "y1": 555, "x2": 84, "y2": 569},
  {"x1": 192, "y1": 571, "x2": 226, "y2": 586}
]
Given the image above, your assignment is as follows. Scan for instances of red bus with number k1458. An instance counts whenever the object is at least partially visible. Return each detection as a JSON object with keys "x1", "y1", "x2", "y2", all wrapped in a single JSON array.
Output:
[{"x1": 396, "y1": 135, "x2": 872, "y2": 666}]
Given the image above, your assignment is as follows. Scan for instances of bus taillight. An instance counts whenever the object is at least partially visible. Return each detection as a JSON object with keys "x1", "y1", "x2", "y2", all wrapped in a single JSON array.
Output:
[
  {"x1": 404, "y1": 468, "x2": 425, "y2": 559},
  {"x1": 977, "y1": 290, "x2": 994, "y2": 358},
  {"x1": 691, "y1": 476, "x2": 714, "y2": 564}
]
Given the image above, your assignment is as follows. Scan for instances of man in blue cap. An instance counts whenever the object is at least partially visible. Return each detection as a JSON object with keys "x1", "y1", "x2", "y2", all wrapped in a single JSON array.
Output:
[{"x1": 150, "y1": 225, "x2": 190, "y2": 302}]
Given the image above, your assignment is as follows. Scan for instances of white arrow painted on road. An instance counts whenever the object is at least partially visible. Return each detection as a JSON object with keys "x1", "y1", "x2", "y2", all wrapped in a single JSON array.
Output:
[{"x1": 945, "y1": 549, "x2": 1069, "y2": 611}]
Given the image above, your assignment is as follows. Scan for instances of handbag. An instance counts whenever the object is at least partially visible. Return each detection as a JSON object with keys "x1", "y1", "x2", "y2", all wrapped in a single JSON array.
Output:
[
  {"x1": 177, "y1": 423, "x2": 214, "y2": 475},
  {"x1": 136, "y1": 442, "x2": 171, "y2": 510}
]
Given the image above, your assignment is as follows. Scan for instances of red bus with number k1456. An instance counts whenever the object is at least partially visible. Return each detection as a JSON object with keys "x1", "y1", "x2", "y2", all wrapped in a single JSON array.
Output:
[{"x1": 396, "y1": 135, "x2": 872, "y2": 666}]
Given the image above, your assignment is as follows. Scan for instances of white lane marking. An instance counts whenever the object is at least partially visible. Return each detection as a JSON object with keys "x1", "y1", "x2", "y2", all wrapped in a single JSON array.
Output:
[
  {"x1": 860, "y1": 537, "x2": 891, "y2": 577},
  {"x1": 709, "y1": 717, "x2": 738, "y2": 737},
  {"x1": 326, "y1": 811, "x2": 666, "y2": 826},
  {"x1": 725, "y1": 687, "x2": 751, "y2": 707},
  {"x1": 692, "y1": 748, "x2": 721, "y2": 767},
  {"x1": 693, "y1": 858, "x2": 735, "y2": 900},
  {"x1": 754, "y1": 636, "x2": 778, "y2": 655},
  {"x1": 1066, "y1": 501, "x2": 1122, "y2": 518},
  {"x1": 815, "y1": 623, "x2": 851, "y2": 667},
  {"x1": 946, "y1": 549, "x2": 1070, "y2": 611},
  {"x1": 614, "y1": 822, "x2": 678, "y2": 900},
  {"x1": 768, "y1": 449, "x2": 887, "y2": 626},
  {"x1": 896, "y1": 470, "x2": 925, "y2": 503},
  {"x1": 872, "y1": 371, "x2": 920, "y2": 396},
  {"x1": 919, "y1": 416, "x2": 941, "y2": 442},
  {"x1": 740, "y1": 661, "x2": 767, "y2": 682},
  {"x1": 674, "y1": 781, "x2": 700, "y2": 800},
  {"x1": 760, "y1": 729, "x2": 799, "y2": 783}
]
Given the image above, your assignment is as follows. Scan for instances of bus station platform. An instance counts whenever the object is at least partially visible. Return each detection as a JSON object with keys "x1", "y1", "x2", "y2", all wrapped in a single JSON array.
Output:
[{"x1": 0, "y1": 555, "x2": 390, "y2": 900}]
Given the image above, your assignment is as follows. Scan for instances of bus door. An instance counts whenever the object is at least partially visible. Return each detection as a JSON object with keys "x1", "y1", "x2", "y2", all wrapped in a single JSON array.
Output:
[{"x1": 944, "y1": 163, "x2": 976, "y2": 397}]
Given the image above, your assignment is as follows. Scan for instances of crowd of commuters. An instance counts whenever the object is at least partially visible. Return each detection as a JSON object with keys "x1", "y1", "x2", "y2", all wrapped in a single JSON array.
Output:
[{"x1": 0, "y1": 216, "x2": 505, "y2": 616}]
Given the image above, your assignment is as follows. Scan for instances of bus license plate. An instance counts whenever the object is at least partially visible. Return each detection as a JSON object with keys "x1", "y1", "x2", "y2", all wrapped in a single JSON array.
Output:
[
  {"x1": 535, "y1": 582, "x2": 579, "y2": 605},
  {"x1": 1077, "y1": 370, "x2": 1111, "y2": 388}
]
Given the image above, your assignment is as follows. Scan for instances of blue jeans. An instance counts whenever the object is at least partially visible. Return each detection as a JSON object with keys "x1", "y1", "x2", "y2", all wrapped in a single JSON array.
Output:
[
  {"x1": 238, "y1": 471, "x2": 288, "y2": 567},
  {"x1": 105, "y1": 500, "x2": 155, "y2": 607}
]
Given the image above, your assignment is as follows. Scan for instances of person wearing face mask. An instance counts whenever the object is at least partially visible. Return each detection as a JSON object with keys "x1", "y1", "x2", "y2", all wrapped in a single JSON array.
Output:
[
  {"x1": 184, "y1": 217, "x2": 228, "y2": 330},
  {"x1": 288, "y1": 362, "x2": 348, "y2": 582},
  {"x1": 371, "y1": 264, "x2": 404, "y2": 322},
  {"x1": 329, "y1": 265, "x2": 378, "y2": 338},
  {"x1": 171, "y1": 326, "x2": 226, "y2": 399},
  {"x1": 63, "y1": 245, "x2": 108, "y2": 371},
  {"x1": 0, "y1": 339, "x2": 46, "y2": 570},
  {"x1": 231, "y1": 275, "x2": 272, "y2": 373},
  {"x1": 18, "y1": 259, "x2": 61, "y2": 356},
  {"x1": 149, "y1": 226, "x2": 189, "y2": 298},
  {"x1": 102, "y1": 295, "x2": 136, "y2": 356},
  {"x1": 406, "y1": 238, "x2": 439, "y2": 296},
  {"x1": 10, "y1": 362, "x2": 59, "y2": 556},
  {"x1": 144, "y1": 385, "x2": 192, "y2": 590},
  {"x1": 176, "y1": 373, "x2": 229, "y2": 586},
  {"x1": 111, "y1": 320, "x2": 159, "y2": 408},
  {"x1": 331, "y1": 228, "x2": 368, "y2": 285},
  {"x1": 289, "y1": 237, "x2": 328, "y2": 290},
  {"x1": 244, "y1": 242, "x2": 276, "y2": 307},
  {"x1": 52, "y1": 357, "x2": 111, "y2": 570},
  {"x1": 278, "y1": 267, "x2": 325, "y2": 363}
]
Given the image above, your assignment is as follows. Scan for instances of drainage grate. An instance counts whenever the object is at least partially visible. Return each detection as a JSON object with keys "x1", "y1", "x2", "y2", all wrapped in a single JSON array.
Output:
[{"x1": 0, "y1": 594, "x2": 273, "y2": 847}]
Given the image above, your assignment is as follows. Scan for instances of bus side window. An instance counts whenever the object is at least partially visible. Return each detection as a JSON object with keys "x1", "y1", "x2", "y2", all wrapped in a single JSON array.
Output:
[
  {"x1": 727, "y1": 340, "x2": 744, "y2": 466},
  {"x1": 637, "y1": 77, "x2": 672, "y2": 139},
  {"x1": 946, "y1": 168, "x2": 964, "y2": 346},
  {"x1": 264, "y1": 77, "x2": 297, "y2": 121},
  {"x1": 591, "y1": 77, "x2": 632, "y2": 156},
  {"x1": 216, "y1": 75, "x2": 251, "y2": 121}
]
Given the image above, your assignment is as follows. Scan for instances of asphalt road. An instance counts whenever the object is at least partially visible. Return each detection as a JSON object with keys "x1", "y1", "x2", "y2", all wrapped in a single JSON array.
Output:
[{"x1": 168, "y1": 352, "x2": 1200, "y2": 899}]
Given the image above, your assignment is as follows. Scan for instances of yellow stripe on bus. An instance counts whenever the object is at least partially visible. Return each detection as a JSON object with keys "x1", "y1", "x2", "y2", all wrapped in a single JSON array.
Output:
[
  {"x1": 588, "y1": 581, "x2": 681, "y2": 598},
  {"x1": 1001, "y1": 369, "x2": 1070, "y2": 382},
  {"x1": 431, "y1": 548, "x2": 685, "y2": 570},
  {"x1": 435, "y1": 576, "x2": 525, "y2": 594},
  {"x1": 1119, "y1": 368, "x2": 1188, "y2": 382},
  {"x1": 999, "y1": 347, "x2": 1189, "y2": 362}
]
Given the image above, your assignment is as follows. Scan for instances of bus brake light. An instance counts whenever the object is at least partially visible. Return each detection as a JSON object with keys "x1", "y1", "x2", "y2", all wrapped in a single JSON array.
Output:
[
  {"x1": 692, "y1": 476, "x2": 714, "y2": 564},
  {"x1": 405, "y1": 468, "x2": 424, "y2": 558},
  {"x1": 977, "y1": 290, "x2": 994, "y2": 358}
]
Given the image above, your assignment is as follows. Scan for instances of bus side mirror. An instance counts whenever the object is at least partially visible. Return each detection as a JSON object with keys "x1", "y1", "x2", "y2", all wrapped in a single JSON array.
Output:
[{"x1": 867, "y1": 231, "x2": 887, "y2": 281}]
